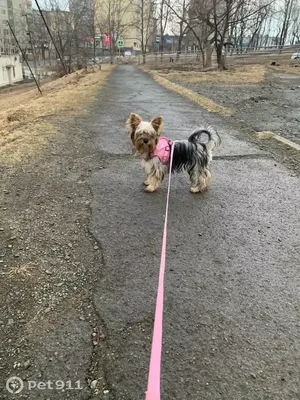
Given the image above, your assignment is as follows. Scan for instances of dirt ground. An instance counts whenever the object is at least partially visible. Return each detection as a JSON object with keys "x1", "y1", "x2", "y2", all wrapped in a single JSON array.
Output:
[
  {"x1": 0, "y1": 66, "x2": 114, "y2": 398},
  {"x1": 144, "y1": 63, "x2": 300, "y2": 145}
]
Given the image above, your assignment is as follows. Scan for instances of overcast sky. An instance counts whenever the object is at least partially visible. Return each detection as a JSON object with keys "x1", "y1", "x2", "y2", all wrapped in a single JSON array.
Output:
[{"x1": 34, "y1": 0, "x2": 69, "y2": 11}]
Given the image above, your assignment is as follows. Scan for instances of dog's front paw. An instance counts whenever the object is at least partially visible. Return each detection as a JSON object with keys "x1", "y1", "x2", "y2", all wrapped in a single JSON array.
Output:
[
  {"x1": 190, "y1": 187, "x2": 201, "y2": 193},
  {"x1": 190, "y1": 186, "x2": 208, "y2": 193},
  {"x1": 146, "y1": 185, "x2": 156, "y2": 192},
  {"x1": 143, "y1": 180, "x2": 150, "y2": 186}
]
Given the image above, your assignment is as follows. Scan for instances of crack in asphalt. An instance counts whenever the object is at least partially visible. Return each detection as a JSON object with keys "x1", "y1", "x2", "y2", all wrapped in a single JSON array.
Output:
[{"x1": 85, "y1": 185, "x2": 112, "y2": 399}]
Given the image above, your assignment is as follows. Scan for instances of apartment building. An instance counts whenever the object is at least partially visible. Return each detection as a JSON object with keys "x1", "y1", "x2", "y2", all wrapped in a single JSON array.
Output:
[
  {"x1": 0, "y1": 0, "x2": 31, "y2": 55},
  {"x1": 95, "y1": 0, "x2": 156, "y2": 54},
  {"x1": 0, "y1": 54, "x2": 23, "y2": 86}
]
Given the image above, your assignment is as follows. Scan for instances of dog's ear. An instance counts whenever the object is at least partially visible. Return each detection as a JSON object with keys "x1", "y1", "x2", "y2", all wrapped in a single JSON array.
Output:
[
  {"x1": 126, "y1": 113, "x2": 142, "y2": 135},
  {"x1": 151, "y1": 117, "x2": 163, "y2": 136}
]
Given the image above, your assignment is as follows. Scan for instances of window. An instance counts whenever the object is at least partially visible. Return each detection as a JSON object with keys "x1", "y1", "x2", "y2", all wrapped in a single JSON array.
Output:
[{"x1": 13, "y1": 66, "x2": 15, "y2": 77}]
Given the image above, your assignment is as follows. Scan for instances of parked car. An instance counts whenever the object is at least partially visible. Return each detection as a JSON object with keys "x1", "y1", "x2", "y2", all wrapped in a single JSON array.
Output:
[{"x1": 291, "y1": 52, "x2": 300, "y2": 59}]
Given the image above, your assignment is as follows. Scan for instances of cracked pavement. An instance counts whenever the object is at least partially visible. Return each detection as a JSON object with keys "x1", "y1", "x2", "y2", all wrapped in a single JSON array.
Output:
[{"x1": 1, "y1": 66, "x2": 300, "y2": 400}]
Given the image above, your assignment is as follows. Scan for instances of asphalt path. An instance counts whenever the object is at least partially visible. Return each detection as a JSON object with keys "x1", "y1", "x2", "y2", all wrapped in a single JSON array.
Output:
[{"x1": 87, "y1": 66, "x2": 300, "y2": 399}]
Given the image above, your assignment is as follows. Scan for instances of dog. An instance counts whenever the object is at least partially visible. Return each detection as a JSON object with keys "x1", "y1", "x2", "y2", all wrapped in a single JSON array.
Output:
[{"x1": 126, "y1": 113, "x2": 220, "y2": 193}]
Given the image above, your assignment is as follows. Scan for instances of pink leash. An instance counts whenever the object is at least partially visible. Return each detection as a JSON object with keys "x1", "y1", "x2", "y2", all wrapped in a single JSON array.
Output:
[{"x1": 145, "y1": 142, "x2": 175, "y2": 400}]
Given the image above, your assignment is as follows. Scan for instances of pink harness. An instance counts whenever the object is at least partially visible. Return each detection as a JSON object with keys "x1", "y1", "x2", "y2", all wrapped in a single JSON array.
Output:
[{"x1": 151, "y1": 137, "x2": 173, "y2": 164}]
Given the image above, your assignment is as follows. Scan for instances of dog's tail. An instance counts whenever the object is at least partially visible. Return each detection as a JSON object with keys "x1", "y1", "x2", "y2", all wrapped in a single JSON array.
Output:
[{"x1": 188, "y1": 125, "x2": 221, "y2": 152}]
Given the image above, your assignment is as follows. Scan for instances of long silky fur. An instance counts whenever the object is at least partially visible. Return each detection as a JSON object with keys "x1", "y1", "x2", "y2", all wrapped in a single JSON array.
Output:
[{"x1": 170, "y1": 126, "x2": 221, "y2": 173}]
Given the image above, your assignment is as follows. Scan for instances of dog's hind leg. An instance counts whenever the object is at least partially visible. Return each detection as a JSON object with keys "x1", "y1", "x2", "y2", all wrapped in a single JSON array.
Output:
[
  {"x1": 204, "y1": 169, "x2": 211, "y2": 187},
  {"x1": 189, "y1": 168, "x2": 210, "y2": 193}
]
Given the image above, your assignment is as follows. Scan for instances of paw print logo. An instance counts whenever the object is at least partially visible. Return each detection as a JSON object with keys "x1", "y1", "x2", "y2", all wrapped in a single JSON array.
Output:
[{"x1": 6, "y1": 376, "x2": 24, "y2": 394}]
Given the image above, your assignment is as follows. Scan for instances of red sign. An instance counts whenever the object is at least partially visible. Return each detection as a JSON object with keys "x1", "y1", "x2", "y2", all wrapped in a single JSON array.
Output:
[{"x1": 103, "y1": 33, "x2": 112, "y2": 46}]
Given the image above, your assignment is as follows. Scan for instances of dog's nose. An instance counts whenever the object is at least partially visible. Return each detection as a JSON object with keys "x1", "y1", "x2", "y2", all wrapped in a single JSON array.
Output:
[{"x1": 144, "y1": 139, "x2": 149, "y2": 144}]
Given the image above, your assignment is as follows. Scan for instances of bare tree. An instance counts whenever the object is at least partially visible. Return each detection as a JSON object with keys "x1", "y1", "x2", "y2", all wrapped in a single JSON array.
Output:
[
  {"x1": 228, "y1": 0, "x2": 272, "y2": 52},
  {"x1": 278, "y1": 0, "x2": 296, "y2": 48},
  {"x1": 157, "y1": 0, "x2": 171, "y2": 55},
  {"x1": 31, "y1": 0, "x2": 91, "y2": 70},
  {"x1": 169, "y1": 0, "x2": 275, "y2": 69},
  {"x1": 244, "y1": 2, "x2": 272, "y2": 50},
  {"x1": 135, "y1": 0, "x2": 157, "y2": 63},
  {"x1": 168, "y1": 0, "x2": 190, "y2": 59},
  {"x1": 169, "y1": 0, "x2": 215, "y2": 68},
  {"x1": 291, "y1": 7, "x2": 300, "y2": 44},
  {"x1": 37, "y1": 0, "x2": 97, "y2": 70}
]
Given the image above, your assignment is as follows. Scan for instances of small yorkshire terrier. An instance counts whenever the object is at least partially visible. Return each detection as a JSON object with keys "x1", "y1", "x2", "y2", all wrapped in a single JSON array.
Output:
[{"x1": 126, "y1": 113, "x2": 221, "y2": 193}]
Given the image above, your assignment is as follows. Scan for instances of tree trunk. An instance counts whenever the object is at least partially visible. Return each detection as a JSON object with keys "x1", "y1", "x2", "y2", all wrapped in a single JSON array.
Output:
[
  {"x1": 216, "y1": 44, "x2": 226, "y2": 70},
  {"x1": 176, "y1": 35, "x2": 182, "y2": 60},
  {"x1": 199, "y1": 45, "x2": 206, "y2": 68},
  {"x1": 159, "y1": 41, "x2": 163, "y2": 62},
  {"x1": 110, "y1": 36, "x2": 113, "y2": 64},
  {"x1": 159, "y1": 1, "x2": 164, "y2": 58},
  {"x1": 176, "y1": 19, "x2": 184, "y2": 60},
  {"x1": 205, "y1": 40, "x2": 212, "y2": 67},
  {"x1": 279, "y1": 0, "x2": 294, "y2": 50}
]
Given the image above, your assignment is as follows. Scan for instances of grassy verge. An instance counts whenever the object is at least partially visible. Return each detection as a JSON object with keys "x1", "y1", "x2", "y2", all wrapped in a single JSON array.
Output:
[
  {"x1": 141, "y1": 66, "x2": 233, "y2": 117},
  {"x1": 0, "y1": 65, "x2": 114, "y2": 165}
]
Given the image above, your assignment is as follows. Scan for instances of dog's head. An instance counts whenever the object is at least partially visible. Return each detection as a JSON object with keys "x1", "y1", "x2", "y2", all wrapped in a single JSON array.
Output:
[{"x1": 126, "y1": 113, "x2": 163, "y2": 159}]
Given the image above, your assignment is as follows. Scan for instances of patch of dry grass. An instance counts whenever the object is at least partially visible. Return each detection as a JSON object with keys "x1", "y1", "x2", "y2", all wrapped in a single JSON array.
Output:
[
  {"x1": 256, "y1": 131, "x2": 276, "y2": 140},
  {"x1": 0, "y1": 122, "x2": 57, "y2": 164},
  {"x1": 0, "y1": 65, "x2": 114, "y2": 165},
  {"x1": 155, "y1": 64, "x2": 266, "y2": 85},
  {"x1": 144, "y1": 68, "x2": 232, "y2": 116},
  {"x1": 269, "y1": 64, "x2": 300, "y2": 75}
]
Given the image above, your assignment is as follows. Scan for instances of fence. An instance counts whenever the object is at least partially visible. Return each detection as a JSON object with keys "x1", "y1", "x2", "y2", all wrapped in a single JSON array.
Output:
[
  {"x1": 226, "y1": 45, "x2": 299, "y2": 67},
  {"x1": 121, "y1": 44, "x2": 300, "y2": 68}
]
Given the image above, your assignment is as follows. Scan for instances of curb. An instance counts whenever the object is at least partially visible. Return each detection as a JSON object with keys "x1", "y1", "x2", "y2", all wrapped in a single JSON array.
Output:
[{"x1": 257, "y1": 131, "x2": 300, "y2": 151}]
